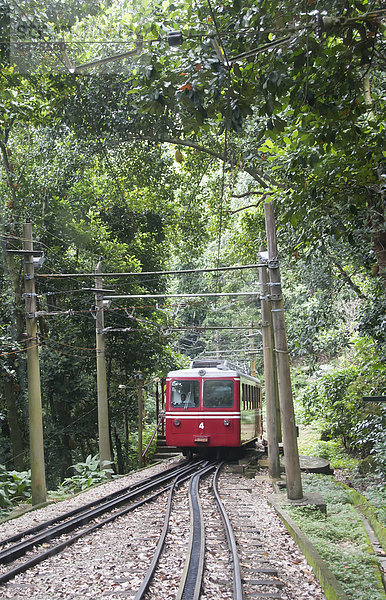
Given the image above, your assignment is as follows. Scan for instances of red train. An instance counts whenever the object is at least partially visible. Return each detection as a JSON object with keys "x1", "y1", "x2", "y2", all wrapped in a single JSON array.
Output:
[{"x1": 165, "y1": 359, "x2": 263, "y2": 458}]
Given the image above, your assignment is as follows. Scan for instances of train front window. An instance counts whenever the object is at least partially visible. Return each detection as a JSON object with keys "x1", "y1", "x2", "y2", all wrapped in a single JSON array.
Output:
[
  {"x1": 170, "y1": 380, "x2": 200, "y2": 408},
  {"x1": 203, "y1": 380, "x2": 234, "y2": 408}
]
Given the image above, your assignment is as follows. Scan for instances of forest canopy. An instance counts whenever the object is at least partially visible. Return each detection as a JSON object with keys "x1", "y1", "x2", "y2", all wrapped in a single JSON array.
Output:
[{"x1": 0, "y1": 0, "x2": 385, "y2": 487}]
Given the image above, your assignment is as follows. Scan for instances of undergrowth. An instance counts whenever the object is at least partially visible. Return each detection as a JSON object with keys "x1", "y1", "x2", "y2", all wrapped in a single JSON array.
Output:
[
  {"x1": 286, "y1": 474, "x2": 385, "y2": 600},
  {"x1": 297, "y1": 423, "x2": 386, "y2": 525},
  {"x1": 48, "y1": 454, "x2": 114, "y2": 500}
]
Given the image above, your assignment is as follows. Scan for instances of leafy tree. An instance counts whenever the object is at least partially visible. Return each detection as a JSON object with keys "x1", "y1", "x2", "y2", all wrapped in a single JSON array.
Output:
[{"x1": 301, "y1": 337, "x2": 386, "y2": 465}]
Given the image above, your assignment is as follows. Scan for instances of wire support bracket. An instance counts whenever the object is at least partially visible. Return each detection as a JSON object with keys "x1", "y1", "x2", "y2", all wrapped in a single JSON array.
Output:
[
  {"x1": 267, "y1": 259, "x2": 280, "y2": 269},
  {"x1": 26, "y1": 312, "x2": 39, "y2": 319}
]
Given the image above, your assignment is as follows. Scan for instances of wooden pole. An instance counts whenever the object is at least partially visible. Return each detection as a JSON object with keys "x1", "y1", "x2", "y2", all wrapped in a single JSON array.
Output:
[
  {"x1": 258, "y1": 249, "x2": 281, "y2": 479},
  {"x1": 95, "y1": 259, "x2": 112, "y2": 473},
  {"x1": 137, "y1": 373, "x2": 143, "y2": 468},
  {"x1": 264, "y1": 202, "x2": 303, "y2": 500},
  {"x1": 23, "y1": 222, "x2": 46, "y2": 505}
]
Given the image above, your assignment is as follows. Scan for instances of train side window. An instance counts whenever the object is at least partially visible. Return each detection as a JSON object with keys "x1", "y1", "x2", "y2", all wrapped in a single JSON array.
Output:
[
  {"x1": 242, "y1": 383, "x2": 246, "y2": 410},
  {"x1": 170, "y1": 380, "x2": 200, "y2": 408},
  {"x1": 203, "y1": 380, "x2": 234, "y2": 408}
]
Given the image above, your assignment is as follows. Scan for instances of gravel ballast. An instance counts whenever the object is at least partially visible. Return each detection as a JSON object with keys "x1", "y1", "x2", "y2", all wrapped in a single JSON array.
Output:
[{"x1": 0, "y1": 458, "x2": 327, "y2": 599}]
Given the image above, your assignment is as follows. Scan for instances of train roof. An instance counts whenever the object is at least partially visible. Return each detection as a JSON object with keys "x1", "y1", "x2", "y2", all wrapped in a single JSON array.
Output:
[{"x1": 167, "y1": 358, "x2": 261, "y2": 383}]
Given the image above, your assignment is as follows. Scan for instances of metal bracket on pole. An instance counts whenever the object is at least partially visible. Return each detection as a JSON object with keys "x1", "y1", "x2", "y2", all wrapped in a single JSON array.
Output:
[
  {"x1": 268, "y1": 258, "x2": 279, "y2": 269},
  {"x1": 270, "y1": 294, "x2": 283, "y2": 301}
]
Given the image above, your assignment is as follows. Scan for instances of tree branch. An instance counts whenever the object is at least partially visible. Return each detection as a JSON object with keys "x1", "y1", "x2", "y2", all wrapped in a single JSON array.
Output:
[
  {"x1": 326, "y1": 250, "x2": 367, "y2": 299},
  {"x1": 119, "y1": 133, "x2": 281, "y2": 189},
  {"x1": 232, "y1": 191, "x2": 269, "y2": 198},
  {"x1": 228, "y1": 197, "x2": 267, "y2": 214}
]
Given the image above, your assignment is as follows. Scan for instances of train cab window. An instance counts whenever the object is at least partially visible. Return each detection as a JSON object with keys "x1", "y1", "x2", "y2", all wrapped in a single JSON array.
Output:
[
  {"x1": 203, "y1": 380, "x2": 234, "y2": 408},
  {"x1": 170, "y1": 380, "x2": 200, "y2": 408}
]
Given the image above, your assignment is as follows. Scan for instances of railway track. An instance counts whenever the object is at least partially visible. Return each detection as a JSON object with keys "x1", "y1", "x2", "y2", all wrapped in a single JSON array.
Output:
[
  {"x1": 133, "y1": 462, "x2": 245, "y2": 600},
  {"x1": 0, "y1": 461, "x2": 322, "y2": 600},
  {"x1": 133, "y1": 462, "x2": 288, "y2": 600},
  {"x1": 0, "y1": 459, "x2": 204, "y2": 585}
]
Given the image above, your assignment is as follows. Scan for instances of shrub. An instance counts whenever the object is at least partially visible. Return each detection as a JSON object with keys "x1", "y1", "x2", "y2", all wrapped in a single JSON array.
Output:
[
  {"x1": 49, "y1": 454, "x2": 113, "y2": 498},
  {"x1": 301, "y1": 337, "x2": 386, "y2": 471},
  {"x1": 0, "y1": 465, "x2": 31, "y2": 508}
]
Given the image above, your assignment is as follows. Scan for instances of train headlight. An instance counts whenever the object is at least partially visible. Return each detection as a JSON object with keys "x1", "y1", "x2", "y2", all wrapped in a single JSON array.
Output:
[
  {"x1": 174, "y1": 419, "x2": 181, "y2": 426},
  {"x1": 224, "y1": 419, "x2": 230, "y2": 426}
]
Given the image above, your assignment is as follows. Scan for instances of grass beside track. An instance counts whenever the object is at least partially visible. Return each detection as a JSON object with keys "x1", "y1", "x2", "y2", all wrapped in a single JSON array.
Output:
[{"x1": 284, "y1": 475, "x2": 385, "y2": 600}]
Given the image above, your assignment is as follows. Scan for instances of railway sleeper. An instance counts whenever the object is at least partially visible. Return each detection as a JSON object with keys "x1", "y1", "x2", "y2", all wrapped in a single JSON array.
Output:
[
  {"x1": 244, "y1": 594, "x2": 284, "y2": 599},
  {"x1": 242, "y1": 578, "x2": 284, "y2": 588}
]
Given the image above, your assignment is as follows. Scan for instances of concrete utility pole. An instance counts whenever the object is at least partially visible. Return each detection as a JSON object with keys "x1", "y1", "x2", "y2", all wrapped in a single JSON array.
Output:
[
  {"x1": 23, "y1": 221, "x2": 46, "y2": 505},
  {"x1": 249, "y1": 322, "x2": 257, "y2": 377},
  {"x1": 136, "y1": 373, "x2": 143, "y2": 468},
  {"x1": 264, "y1": 202, "x2": 303, "y2": 500},
  {"x1": 258, "y1": 249, "x2": 281, "y2": 479},
  {"x1": 95, "y1": 259, "x2": 112, "y2": 473}
]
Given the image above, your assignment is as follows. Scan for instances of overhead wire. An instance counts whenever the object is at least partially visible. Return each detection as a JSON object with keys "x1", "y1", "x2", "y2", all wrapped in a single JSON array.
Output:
[
  {"x1": 3, "y1": 3, "x2": 264, "y2": 364},
  {"x1": 0, "y1": 343, "x2": 41, "y2": 358}
]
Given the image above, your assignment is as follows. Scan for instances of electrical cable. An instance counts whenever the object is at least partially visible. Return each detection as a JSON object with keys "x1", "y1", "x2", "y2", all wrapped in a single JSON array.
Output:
[
  {"x1": 38, "y1": 334, "x2": 95, "y2": 352},
  {"x1": 36, "y1": 263, "x2": 264, "y2": 278}
]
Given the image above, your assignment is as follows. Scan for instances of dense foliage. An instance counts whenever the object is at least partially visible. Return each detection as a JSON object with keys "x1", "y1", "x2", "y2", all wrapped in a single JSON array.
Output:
[
  {"x1": 301, "y1": 337, "x2": 386, "y2": 474},
  {"x1": 0, "y1": 0, "x2": 384, "y2": 492}
]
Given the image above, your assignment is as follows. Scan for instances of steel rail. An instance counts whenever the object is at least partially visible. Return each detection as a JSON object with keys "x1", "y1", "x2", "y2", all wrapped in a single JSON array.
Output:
[
  {"x1": 0, "y1": 482, "x2": 168, "y2": 585},
  {"x1": 133, "y1": 462, "x2": 215, "y2": 600},
  {"x1": 177, "y1": 466, "x2": 214, "y2": 600},
  {"x1": 0, "y1": 460, "x2": 191, "y2": 549},
  {"x1": 212, "y1": 462, "x2": 244, "y2": 600},
  {"x1": 133, "y1": 475, "x2": 181, "y2": 600},
  {"x1": 0, "y1": 461, "x2": 206, "y2": 585},
  {"x1": 0, "y1": 461, "x2": 205, "y2": 572}
]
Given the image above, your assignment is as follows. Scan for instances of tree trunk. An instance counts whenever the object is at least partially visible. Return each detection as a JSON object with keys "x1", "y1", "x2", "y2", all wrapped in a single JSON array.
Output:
[
  {"x1": 0, "y1": 134, "x2": 29, "y2": 468},
  {"x1": 53, "y1": 398, "x2": 73, "y2": 481},
  {"x1": 3, "y1": 379, "x2": 24, "y2": 470},
  {"x1": 113, "y1": 426, "x2": 124, "y2": 474}
]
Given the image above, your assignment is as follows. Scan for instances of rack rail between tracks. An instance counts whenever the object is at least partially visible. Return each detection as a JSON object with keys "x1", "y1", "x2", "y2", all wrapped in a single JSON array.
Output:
[{"x1": 134, "y1": 461, "x2": 244, "y2": 600}]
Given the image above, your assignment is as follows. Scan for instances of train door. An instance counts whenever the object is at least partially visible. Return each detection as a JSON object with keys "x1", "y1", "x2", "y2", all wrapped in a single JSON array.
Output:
[
  {"x1": 200, "y1": 378, "x2": 240, "y2": 447},
  {"x1": 166, "y1": 378, "x2": 201, "y2": 447}
]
